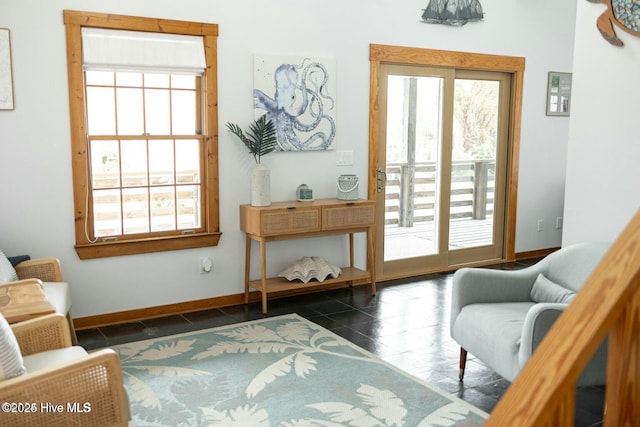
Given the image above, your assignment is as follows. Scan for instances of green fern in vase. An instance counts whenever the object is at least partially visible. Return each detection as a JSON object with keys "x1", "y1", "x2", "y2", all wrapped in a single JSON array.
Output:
[{"x1": 226, "y1": 115, "x2": 277, "y2": 164}]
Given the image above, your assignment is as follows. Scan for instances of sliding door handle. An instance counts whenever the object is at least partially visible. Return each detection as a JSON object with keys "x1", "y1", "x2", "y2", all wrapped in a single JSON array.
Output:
[{"x1": 377, "y1": 168, "x2": 387, "y2": 193}]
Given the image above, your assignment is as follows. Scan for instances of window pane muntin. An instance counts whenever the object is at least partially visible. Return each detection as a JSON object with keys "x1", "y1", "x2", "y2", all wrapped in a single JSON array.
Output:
[
  {"x1": 86, "y1": 86, "x2": 116, "y2": 135},
  {"x1": 116, "y1": 87, "x2": 144, "y2": 135},
  {"x1": 144, "y1": 73, "x2": 170, "y2": 88},
  {"x1": 171, "y1": 74, "x2": 196, "y2": 90},
  {"x1": 175, "y1": 139, "x2": 200, "y2": 184},
  {"x1": 120, "y1": 139, "x2": 148, "y2": 187},
  {"x1": 177, "y1": 184, "x2": 201, "y2": 229},
  {"x1": 148, "y1": 139, "x2": 175, "y2": 185},
  {"x1": 93, "y1": 188, "x2": 122, "y2": 237},
  {"x1": 150, "y1": 186, "x2": 176, "y2": 231},
  {"x1": 144, "y1": 89, "x2": 171, "y2": 135},
  {"x1": 116, "y1": 71, "x2": 142, "y2": 87},
  {"x1": 171, "y1": 89, "x2": 197, "y2": 135},
  {"x1": 90, "y1": 140, "x2": 120, "y2": 188},
  {"x1": 122, "y1": 187, "x2": 150, "y2": 235},
  {"x1": 85, "y1": 70, "x2": 114, "y2": 86}
]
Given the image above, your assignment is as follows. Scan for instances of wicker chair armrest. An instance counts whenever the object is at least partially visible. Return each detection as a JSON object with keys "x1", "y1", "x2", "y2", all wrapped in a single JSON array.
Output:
[
  {"x1": 11, "y1": 313, "x2": 72, "y2": 356},
  {"x1": 15, "y1": 257, "x2": 63, "y2": 282},
  {"x1": 0, "y1": 349, "x2": 129, "y2": 427},
  {"x1": 0, "y1": 278, "x2": 43, "y2": 289}
]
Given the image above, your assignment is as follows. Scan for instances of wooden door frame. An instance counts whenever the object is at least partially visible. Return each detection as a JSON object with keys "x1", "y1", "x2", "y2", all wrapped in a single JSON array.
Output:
[{"x1": 368, "y1": 44, "x2": 525, "y2": 274}]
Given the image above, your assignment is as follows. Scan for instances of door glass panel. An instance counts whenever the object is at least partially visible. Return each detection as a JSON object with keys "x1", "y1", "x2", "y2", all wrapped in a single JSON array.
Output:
[
  {"x1": 384, "y1": 75, "x2": 444, "y2": 261},
  {"x1": 449, "y1": 78, "x2": 500, "y2": 250}
]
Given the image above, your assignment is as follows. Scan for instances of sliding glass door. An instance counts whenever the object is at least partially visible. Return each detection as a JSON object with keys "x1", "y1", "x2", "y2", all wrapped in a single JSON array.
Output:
[{"x1": 376, "y1": 64, "x2": 511, "y2": 279}]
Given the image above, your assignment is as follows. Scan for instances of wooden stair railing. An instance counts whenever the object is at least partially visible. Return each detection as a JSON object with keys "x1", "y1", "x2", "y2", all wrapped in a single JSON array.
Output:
[{"x1": 485, "y1": 209, "x2": 640, "y2": 426}]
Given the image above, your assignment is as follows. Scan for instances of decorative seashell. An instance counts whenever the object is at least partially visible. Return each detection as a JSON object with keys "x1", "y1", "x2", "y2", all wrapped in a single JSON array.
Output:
[{"x1": 278, "y1": 256, "x2": 341, "y2": 283}]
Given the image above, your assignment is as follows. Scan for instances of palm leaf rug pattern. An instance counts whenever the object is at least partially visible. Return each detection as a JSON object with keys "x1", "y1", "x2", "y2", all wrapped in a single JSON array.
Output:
[{"x1": 112, "y1": 314, "x2": 487, "y2": 426}]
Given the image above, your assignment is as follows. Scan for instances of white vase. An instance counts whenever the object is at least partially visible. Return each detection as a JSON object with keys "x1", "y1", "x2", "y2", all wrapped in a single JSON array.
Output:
[{"x1": 251, "y1": 163, "x2": 271, "y2": 206}]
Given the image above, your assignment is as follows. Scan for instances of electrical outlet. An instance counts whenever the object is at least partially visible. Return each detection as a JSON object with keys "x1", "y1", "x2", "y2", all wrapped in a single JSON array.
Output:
[
  {"x1": 537, "y1": 219, "x2": 544, "y2": 232},
  {"x1": 199, "y1": 256, "x2": 213, "y2": 274},
  {"x1": 556, "y1": 217, "x2": 563, "y2": 229}
]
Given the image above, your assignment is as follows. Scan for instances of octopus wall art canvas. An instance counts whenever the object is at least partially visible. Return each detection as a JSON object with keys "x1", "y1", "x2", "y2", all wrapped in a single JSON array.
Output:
[{"x1": 254, "y1": 55, "x2": 337, "y2": 151}]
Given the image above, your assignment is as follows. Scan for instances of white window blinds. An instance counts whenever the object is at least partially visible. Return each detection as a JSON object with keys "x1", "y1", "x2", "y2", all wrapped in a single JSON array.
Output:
[{"x1": 81, "y1": 28, "x2": 206, "y2": 74}]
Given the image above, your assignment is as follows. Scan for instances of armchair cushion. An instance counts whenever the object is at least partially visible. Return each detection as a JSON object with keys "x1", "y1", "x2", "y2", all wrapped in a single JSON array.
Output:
[
  {"x1": 40, "y1": 282, "x2": 71, "y2": 314},
  {"x1": 0, "y1": 314, "x2": 26, "y2": 380},
  {"x1": 530, "y1": 273, "x2": 575, "y2": 304},
  {"x1": 23, "y1": 346, "x2": 87, "y2": 373},
  {"x1": 453, "y1": 302, "x2": 535, "y2": 381},
  {"x1": 0, "y1": 250, "x2": 18, "y2": 283}
]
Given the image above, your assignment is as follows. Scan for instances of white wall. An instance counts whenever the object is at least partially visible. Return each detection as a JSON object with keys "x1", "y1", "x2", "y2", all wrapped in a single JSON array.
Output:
[
  {"x1": 0, "y1": 0, "x2": 576, "y2": 318},
  {"x1": 563, "y1": 2, "x2": 640, "y2": 245}
]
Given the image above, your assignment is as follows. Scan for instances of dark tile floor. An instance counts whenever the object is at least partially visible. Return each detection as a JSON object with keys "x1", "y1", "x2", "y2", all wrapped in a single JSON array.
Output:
[{"x1": 77, "y1": 259, "x2": 604, "y2": 426}]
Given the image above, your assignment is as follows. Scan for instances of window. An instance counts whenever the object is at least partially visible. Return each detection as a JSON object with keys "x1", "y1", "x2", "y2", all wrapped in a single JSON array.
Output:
[
  {"x1": 64, "y1": 10, "x2": 220, "y2": 259},
  {"x1": 86, "y1": 71, "x2": 203, "y2": 237}
]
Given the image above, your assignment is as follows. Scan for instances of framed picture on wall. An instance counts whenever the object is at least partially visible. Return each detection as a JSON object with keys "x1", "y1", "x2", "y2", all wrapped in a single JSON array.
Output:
[
  {"x1": 253, "y1": 54, "x2": 337, "y2": 151},
  {"x1": 546, "y1": 71, "x2": 572, "y2": 117},
  {"x1": 0, "y1": 28, "x2": 14, "y2": 110}
]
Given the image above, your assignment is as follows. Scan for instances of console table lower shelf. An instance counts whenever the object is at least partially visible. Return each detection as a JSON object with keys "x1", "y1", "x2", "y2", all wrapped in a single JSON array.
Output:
[{"x1": 246, "y1": 267, "x2": 371, "y2": 303}]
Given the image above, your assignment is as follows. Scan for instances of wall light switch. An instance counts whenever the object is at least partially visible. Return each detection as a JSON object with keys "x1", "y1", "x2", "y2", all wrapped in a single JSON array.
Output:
[{"x1": 336, "y1": 150, "x2": 354, "y2": 166}]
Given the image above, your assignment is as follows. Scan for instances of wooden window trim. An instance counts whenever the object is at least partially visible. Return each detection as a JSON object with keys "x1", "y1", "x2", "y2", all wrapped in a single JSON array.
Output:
[{"x1": 64, "y1": 10, "x2": 221, "y2": 259}]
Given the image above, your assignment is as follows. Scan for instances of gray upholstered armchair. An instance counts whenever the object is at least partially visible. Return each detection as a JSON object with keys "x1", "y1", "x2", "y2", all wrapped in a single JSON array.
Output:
[{"x1": 450, "y1": 242, "x2": 610, "y2": 386}]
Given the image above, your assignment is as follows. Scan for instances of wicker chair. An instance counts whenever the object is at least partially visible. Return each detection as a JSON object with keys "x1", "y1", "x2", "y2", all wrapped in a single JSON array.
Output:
[
  {"x1": 0, "y1": 313, "x2": 129, "y2": 427},
  {"x1": 9, "y1": 257, "x2": 77, "y2": 344}
]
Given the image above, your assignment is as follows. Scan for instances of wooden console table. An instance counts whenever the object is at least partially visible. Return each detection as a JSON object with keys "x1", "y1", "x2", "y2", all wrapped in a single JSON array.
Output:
[{"x1": 240, "y1": 198, "x2": 376, "y2": 313}]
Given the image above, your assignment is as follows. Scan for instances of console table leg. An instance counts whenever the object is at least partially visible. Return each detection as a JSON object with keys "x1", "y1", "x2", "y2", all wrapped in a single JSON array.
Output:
[
  {"x1": 349, "y1": 233, "x2": 355, "y2": 268},
  {"x1": 260, "y1": 238, "x2": 268, "y2": 314},
  {"x1": 348, "y1": 233, "x2": 355, "y2": 288},
  {"x1": 244, "y1": 235, "x2": 251, "y2": 304}
]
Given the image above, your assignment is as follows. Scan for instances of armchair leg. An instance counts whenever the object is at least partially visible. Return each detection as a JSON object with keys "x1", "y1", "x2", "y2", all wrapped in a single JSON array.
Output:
[{"x1": 459, "y1": 347, "x2": 468, "y2": 381}]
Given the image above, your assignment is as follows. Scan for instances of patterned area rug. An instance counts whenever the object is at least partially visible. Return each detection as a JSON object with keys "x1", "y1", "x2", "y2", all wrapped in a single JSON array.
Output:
[{"x1": 111, "y1": 314, "x2": 487, "y2": 426}]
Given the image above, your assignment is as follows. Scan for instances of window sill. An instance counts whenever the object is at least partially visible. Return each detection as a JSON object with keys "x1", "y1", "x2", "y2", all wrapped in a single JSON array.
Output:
[{"x1": 74, "y1": 232, "x2": 222, "y2": 259}]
